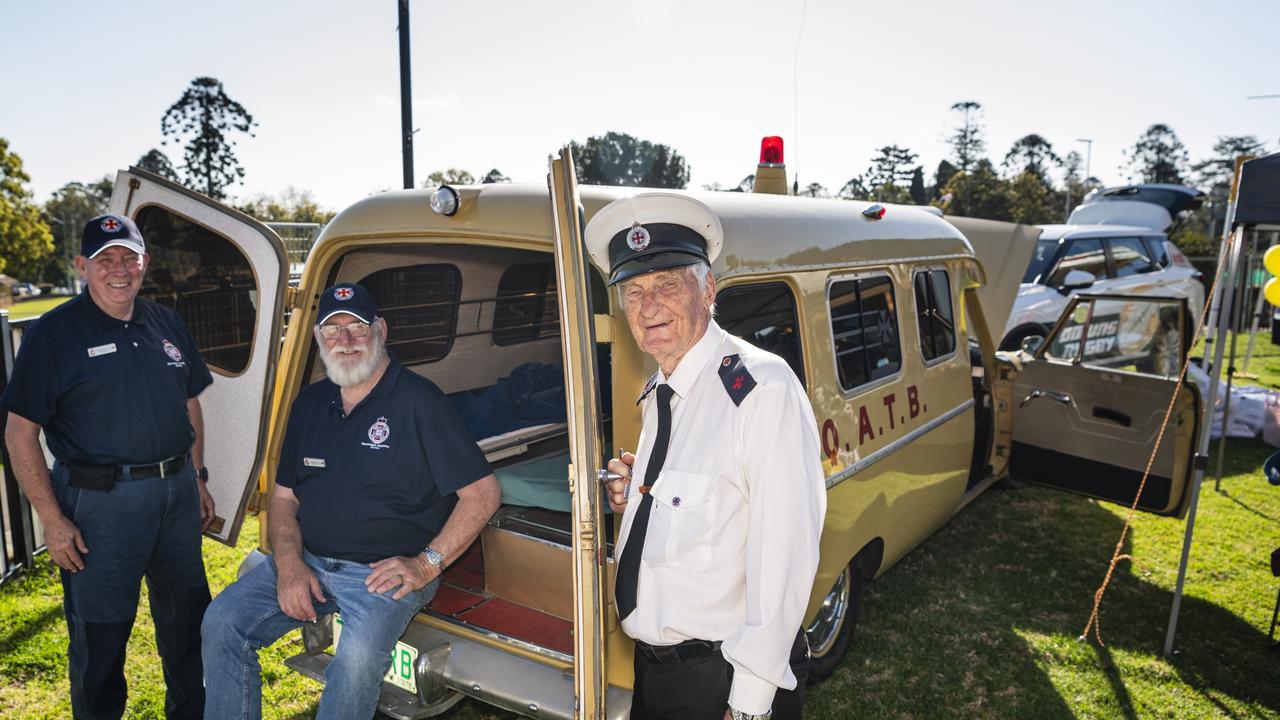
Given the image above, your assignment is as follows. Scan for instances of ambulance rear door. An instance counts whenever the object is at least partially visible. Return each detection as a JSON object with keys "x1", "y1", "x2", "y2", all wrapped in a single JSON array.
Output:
[
  {"x1": 109, "y1": 167, "x2": 286, "y2": 545},
  {"x1": 1006, "y1": 294, "x2": 1200, "y2": 517},
  {"x1": 547, "y1": 147, "x2": 611, "y2": 717}
]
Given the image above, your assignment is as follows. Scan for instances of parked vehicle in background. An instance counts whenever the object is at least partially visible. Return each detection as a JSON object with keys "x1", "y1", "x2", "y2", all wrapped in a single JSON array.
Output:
[
  {"x1": 1001, "y1": 184, "x2": 1206, "y2": 352},
  {"x1": 11, "y1": 282, "x2": 42, "y2": 298}
]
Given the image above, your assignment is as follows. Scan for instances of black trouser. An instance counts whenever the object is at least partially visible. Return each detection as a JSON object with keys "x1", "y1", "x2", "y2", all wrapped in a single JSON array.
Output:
[{"x1": 631, "y1": 628, "x2": 809, "y2": 720}]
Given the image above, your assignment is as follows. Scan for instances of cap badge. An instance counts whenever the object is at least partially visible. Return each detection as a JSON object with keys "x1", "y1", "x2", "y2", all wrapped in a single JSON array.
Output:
[
  {"x1": 363, "y1": 416, "x2": 391, "y2": 449},
  {"x1": 100, "y1": 217, "x2": 122, "y2": 233},
  {"x1": 333, "y1": 287, "x2": 355, "y2": 301},
  {"x1": 626, "y1": 223, "x2": 651, "y2": 251},
  {"x1": 162, "y1": 338, "x2": 183, "y2": 363}
]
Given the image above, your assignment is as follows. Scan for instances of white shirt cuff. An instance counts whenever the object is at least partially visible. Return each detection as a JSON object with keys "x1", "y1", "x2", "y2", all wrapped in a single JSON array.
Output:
[{"x1": 728, "y1": 670, "x2": 778, "y2": 716}]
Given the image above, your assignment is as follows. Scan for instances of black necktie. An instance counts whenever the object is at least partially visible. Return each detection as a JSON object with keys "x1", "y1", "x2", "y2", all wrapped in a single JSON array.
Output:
[{"x1": 615, "y1": 383, "x2": 674, "y2": 621}]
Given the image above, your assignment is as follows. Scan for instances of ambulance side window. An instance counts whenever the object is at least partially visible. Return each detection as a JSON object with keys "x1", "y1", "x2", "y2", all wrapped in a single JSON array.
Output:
[
  {"x1": 913, "y1": 269, "x2": 956, "y2": 363},
  {"x1": 135, "y1": 205, "x2": 257, "y2": 375},
  {"x1": 716, "y1": 282, "x2": 805, "y2": 385},
  {"x1": 828, "y1": 275, "x2": 901, "y2": 392},
  {"x1": 492, "y1": 261, "x2": 608, "y2": 346},
  {"x1": 359, "y1": 264, "x2": 461, "y2": 364}
]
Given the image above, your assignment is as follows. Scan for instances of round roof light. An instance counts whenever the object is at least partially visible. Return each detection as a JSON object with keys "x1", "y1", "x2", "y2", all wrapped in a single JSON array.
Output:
[
  {"x1": 863, "y1": 204, "x2": 886, "y2": 220},
  {"x1": 430, "y1": 186, "x2": 460, "y2": 216}
]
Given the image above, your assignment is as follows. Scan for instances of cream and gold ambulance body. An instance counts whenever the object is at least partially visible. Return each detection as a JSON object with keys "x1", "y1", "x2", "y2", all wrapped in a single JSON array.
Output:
[{"x1": 107, "y1": 145, "x2": 1202, "y2": 719}]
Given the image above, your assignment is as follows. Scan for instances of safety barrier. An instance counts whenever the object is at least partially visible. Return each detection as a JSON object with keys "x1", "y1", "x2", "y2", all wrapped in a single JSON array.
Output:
[{"x1": 0, "y1": 311, "x2": 44, "y2": 586}]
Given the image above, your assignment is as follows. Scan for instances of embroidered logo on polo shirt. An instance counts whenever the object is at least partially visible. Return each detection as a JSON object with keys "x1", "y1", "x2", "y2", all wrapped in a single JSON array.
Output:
[
  {"x1": 162, "y1": 338, "x2": 186, "y2": 367},
  {"x1": 362, "y1": 416, "x2": 391, "y2": 450}
]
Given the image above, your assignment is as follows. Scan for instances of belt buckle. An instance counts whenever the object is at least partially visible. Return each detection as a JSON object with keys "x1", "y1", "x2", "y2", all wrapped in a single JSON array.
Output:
[{"x1": 159, "y1": 460, "x2": 167, "y2": 479}]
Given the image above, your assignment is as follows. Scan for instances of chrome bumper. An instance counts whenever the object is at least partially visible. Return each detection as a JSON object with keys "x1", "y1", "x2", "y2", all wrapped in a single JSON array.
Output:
[{"x1": 285, "y1": 615, "x2": 632, "y2": 719}]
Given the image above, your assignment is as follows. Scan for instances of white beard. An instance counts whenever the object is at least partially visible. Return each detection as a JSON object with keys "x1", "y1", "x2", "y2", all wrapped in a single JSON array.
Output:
[{"x1": 319, "y1": 331, "x2": 386, "y2": 388}]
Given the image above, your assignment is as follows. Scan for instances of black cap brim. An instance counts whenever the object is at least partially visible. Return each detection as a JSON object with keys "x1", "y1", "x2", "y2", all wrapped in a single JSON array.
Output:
[{"x1": 609, "y1": 250, "x2": 704, "y2": 285}]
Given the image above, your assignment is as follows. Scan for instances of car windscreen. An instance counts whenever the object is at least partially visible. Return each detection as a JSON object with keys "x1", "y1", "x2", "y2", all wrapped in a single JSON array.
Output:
[{"x1": 1023, "y1": 240, "x2": 1060, "y2": 284}]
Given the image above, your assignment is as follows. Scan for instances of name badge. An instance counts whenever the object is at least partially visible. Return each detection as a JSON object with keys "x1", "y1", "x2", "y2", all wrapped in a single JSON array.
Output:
[
  {"x1": 303, "y1": 457, "x2": 327, "y2": 468},
  {"x1": 87, "y1": 343, "x2": 117, "y2": 358}
]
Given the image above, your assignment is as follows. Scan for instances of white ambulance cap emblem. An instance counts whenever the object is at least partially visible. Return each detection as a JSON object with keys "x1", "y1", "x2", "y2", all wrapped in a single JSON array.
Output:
[
  {"x1": 334, "y1": 287, "x2": 355, "y2": 301},
  {"x1": 626, "y1": 223, "x2": 651, "y2": 251}
]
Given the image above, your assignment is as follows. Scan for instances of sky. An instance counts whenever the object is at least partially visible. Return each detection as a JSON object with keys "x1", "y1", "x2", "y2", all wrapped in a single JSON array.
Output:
[{"x1": 3, "y1": 0, "x2": 1278, "y2": 212}]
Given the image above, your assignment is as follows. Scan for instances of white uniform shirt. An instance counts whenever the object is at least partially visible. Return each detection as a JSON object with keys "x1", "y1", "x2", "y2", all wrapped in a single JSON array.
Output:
[{"x1": 617, "y1": 320, "x2": 826, "y2": 714}]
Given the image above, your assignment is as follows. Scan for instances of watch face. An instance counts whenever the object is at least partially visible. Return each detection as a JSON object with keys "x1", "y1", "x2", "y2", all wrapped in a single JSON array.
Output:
[{"x1": 425, "y1": 548, "x2": 444, "y2": 566}]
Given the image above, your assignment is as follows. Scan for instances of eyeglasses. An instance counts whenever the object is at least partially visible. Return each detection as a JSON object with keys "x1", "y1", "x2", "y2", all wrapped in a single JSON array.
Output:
[{"x1": 318, "y1": 321, "x2": 372, "y2": 339}]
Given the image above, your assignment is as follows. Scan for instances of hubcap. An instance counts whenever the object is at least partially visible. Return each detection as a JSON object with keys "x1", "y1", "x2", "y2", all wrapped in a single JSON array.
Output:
[{"x1": 805, "y1": 568, "x2": 850, "y2": 657}]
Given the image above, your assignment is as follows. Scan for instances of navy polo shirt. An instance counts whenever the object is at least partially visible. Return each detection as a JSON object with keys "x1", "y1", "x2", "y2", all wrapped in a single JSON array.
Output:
[
  {"x1": 275, "y1": 358, "x2": 493, "y2": 563},
  {"x1": 2, "y1": 292, "x2": 212, "y2": 466}
]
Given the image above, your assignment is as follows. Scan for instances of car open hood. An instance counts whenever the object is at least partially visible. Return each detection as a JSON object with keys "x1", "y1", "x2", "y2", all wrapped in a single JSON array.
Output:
[{"x1": 1069, "y1": 183, "x2": 1205, "y2": 231}]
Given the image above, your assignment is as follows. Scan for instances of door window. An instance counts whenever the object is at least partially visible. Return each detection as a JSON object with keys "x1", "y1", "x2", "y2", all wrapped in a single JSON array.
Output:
[
  {"x1": 828, "y1": 275, "x2": 901, "y2": 391},
  {"x1": 1108, "y1": 238, "x2": 1156, "y2": 278},
  {"x1": 1047, "y1": 239, "x2": 1106, "y2": 286},
  {"x1": 716, "y1": 282, "x2": 805, "y2": 384},
  {"x1": 913, "y1": 269, "x2": 956, "y2": 362},
  {"x1": 136, "y1": 206, "x2": 258, "y2": 375},
  {"x1": 1044, "y1": 296, "x2": 1184, "y2": 377}
]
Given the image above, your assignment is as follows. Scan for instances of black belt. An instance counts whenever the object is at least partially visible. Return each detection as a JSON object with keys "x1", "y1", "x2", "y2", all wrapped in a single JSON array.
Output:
[
  {"x1": 635, "y1": 638, "x2": 722, "y2": 664},
  {"x1": 116, "y1": 453, "x2": 188, "y2": 481}
]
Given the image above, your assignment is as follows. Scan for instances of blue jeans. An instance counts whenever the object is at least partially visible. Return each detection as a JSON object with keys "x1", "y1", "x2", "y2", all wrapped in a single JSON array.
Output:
[
  {"x1": 201, "y1": 549, "x2": 438, "y2": 720},
  {"x1": 51, "y1": 459, "x2": 210, "y2": 720}
]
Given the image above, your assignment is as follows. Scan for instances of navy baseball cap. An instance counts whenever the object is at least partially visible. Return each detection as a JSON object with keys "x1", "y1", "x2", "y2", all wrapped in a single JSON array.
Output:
[
  {"x1": 318, "y1": 283, "x2": 378, "y2": 324},
  {"x1": 82, "y1": 214, "x2": 146, "y2": 259}
]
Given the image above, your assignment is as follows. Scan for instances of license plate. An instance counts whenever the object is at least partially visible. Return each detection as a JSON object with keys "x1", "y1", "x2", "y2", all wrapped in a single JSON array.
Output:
[{"x1": 332, "y1": 613, "x2": 418, "y2": 694}]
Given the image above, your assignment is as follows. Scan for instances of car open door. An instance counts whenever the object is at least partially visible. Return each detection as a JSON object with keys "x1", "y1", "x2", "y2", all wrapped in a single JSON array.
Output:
[
  {"x1": 109, "y1": 168, "x2": 286, "y2": 544},
  {"x1": 548, "y1": 148, "x2": 611, "y2": 718},
  {"x1": 1008, "y1": 294, "x2": 1201, "y2": 516}
]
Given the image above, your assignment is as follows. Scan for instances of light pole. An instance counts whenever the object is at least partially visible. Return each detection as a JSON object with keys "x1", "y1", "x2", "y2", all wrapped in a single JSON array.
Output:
[{"x1": 1076, "y1": 138, "x2": 1093, "y2": 187}]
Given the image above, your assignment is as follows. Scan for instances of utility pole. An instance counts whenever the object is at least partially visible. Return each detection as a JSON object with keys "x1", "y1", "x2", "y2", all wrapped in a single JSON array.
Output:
[
  {"x1": 1076, "y1": 138, "x2": 1093, "y2": 186},
  {"x1": 398, "y1": 0, "x2": 414, "y2": 189}
]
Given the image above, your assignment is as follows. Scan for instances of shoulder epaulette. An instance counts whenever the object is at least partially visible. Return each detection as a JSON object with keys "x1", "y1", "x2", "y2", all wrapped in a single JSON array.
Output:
[
  {"x1": 717, "y1": 354, "x2": 757, "y2": 406},
  {"x1": 636, "y1": 372, "x2": 659, "y2": 405}
]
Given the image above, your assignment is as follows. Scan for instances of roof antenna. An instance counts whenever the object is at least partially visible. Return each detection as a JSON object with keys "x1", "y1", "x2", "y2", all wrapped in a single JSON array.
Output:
[{"x1": 791, "y1": 2, "x2": 806, "y2": 196}]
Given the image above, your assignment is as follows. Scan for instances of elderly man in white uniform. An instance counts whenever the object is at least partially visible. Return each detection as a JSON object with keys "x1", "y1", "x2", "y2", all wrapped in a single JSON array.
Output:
[{"x1": 586, "y1": 193, "x2": 826, "y2": 720}]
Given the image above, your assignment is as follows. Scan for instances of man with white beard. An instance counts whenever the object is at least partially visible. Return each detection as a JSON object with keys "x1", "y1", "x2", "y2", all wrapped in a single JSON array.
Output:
[{"x1": 201, "y1": 282, "x2": 501, "y2": 720}]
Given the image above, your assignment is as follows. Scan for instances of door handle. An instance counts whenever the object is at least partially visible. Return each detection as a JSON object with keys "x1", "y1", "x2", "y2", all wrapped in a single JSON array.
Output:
[{"x1": 1019, "y1": 388, "x2": 1072, "y2": 408}]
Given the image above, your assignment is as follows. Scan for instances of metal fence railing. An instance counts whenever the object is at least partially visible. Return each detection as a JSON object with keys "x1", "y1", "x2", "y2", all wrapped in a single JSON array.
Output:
[
  {"x1": 1, "y1": 311, "x2": 45, "y2": 586},
  {"x1": 265, "y1": 222, "x2": 322, "y2": 280}
]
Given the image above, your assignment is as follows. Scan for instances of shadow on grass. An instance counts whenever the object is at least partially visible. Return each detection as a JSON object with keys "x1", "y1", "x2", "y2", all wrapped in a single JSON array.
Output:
[
  {"x1": 0, "y1": 604, "x2": 63, "y2": 659},
  {"x1": 809, "y1": 464, "x2": 1280, "y2": 719}
]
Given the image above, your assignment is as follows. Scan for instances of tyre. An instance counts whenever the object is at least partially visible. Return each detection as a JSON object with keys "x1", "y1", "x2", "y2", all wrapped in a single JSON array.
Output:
[{"x1": 805, "y1": 560, "x2": 865, "y2": 684}]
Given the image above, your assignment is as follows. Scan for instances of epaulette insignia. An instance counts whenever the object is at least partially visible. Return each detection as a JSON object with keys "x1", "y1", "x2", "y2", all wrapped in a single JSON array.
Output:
[
  {"x1": 718, "y1": 354, "x2": 757, "y2": 406},
  {"x1": 636, "y1": 372, "x2": 659, "y2": 405}
]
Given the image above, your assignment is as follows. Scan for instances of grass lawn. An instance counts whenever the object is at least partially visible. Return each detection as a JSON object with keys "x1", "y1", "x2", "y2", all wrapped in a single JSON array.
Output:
[
  {"x1": 4, "y1": 296, "x2": 71, "y2": 322},
  {"x1": 3, "y1": 336, "x2": 1280, "y2": 718}
]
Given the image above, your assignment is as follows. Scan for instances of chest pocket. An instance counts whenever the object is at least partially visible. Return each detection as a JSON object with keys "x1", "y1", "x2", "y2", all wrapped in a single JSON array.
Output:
[{"x1": 643, "y1": 469, "x2": 716, "y2": 569}]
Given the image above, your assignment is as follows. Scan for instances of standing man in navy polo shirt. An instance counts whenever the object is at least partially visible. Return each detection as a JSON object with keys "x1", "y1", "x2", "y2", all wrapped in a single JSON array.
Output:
[
  {"x1": 3, "y1": 214, "x2": 217, "y2": 720},
  {"x1": 202, "y1": 282, "x2": 501, "y2": 720}
]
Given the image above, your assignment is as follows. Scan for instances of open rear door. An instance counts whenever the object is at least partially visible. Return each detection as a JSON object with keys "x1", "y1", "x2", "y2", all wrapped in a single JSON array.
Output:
[
  {"x1": 109, "y1": 168, "x2": 286, "y2": 544},
  {"x1": 548, "y1": 148, "x2": 609, "y2": 717},
  {"x1": 1008, "y1": 294, "x2": 1200, "y2": 516}
]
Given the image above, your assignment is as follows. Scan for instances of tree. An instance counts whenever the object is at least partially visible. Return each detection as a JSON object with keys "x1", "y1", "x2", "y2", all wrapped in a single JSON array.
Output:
[
  {"x1": 43, "y1": 177, "x2": 113, "y2": 285},
  {"x1": 423, "y1": 168, "x2": 475, "y2": 186},
  {"x1": 236, "y1": 187, "x2": 335, "y2": 224},
  {"x1": 1123, "y1": 124, "x2": 1189, "y2": 184},
  {"x1": 908, "y1": 167, "x2": 928, "y2": 205},
  {"x1": 160, "y1": 77, "x2": 257, "y2": 199},
  {"x1": 481, "y1": 168, "x2": 510, "y2": 184},
  {"x1": 799, "y1": 182, "x2": 828, "y2": 198},
  {"x1": 0, "y1": 138, "x2": 54, "y2": 279},
  {"x1": 570, "y1": 132, "x2": 690, "y2": 188},
  {"x1": 136, "y1": 148, "x2": 179, "y2": 180},
  {"x1": 937, "y1": 159, "x2": 1012, "y2": 221},
  {"x1": 1007, "y1": 170, "x2": 1059, "y2": 224},
  {"x1": 1193, "y1": 135, "x2": 1266, "y2": 198},
  {"x1": 948, "y1": 101, "x2": 986, "y2": 173},
  {"x1": 838, "y1": 175, "x2": 871, "y2": 201},
  {"x1": 931, "y1": 160, "x2": 959, "y2": 200},
  {"x1": 1003, "y1": 134, "x2": 1061, "y2": 183}
]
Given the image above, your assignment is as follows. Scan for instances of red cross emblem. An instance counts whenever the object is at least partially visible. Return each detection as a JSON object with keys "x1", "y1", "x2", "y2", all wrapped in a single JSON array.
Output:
[
  {"x1": 733, "y1": 375, "x2": 744, "y2": 390},
  {"x1": 333, "y1": 287, "x2": 354, "y2": 301},
  {"x1": 626, "y1": 223, "x2": 651, "y2": 251},
  {"x1": 100, "y1": 217, "x2": 121, "y2": 232}
]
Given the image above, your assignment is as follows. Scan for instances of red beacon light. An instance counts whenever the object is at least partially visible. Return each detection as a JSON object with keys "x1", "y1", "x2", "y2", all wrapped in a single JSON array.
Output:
[
  {"x1": 759, "y1": 136, "x2": 784, "y2": 165},
  {"x1": 862, "y1": 204, "x2": 886, "y2": 220}
]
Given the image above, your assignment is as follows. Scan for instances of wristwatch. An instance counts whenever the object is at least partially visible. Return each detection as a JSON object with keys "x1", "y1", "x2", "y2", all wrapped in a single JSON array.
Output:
[
  {"x1": 196, "y1": 467, "x2": 209, "y2": 482},
  {"x1": 423, "y1": 546, "x2": 445, "y2": 568},
  {"x1": 730, "y1": 710, "x2": 772, "y2": 720}
]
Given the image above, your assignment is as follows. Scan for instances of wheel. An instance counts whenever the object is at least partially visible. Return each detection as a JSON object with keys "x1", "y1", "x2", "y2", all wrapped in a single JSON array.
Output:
[{"x1": 805, "y1": 561, "x2": 865, "y2": 684}]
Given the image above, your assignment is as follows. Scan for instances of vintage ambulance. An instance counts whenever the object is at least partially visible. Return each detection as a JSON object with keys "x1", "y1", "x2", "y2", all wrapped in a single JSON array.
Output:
[{"x1": 105, "y1": 141, "x2": 1204, "y2": 719}]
